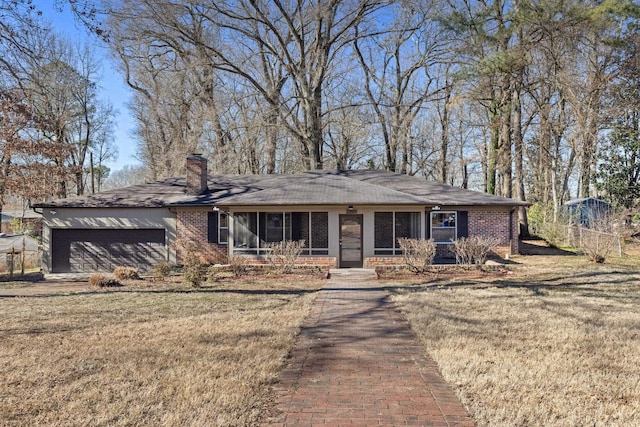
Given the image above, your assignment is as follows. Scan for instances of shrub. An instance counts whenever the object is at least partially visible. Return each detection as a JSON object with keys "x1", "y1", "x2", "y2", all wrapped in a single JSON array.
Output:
[
  {"x1": 527, "y1": 202, "x2": 547, "y2": 237},
  {"x1": 453, "y1": 236, "x2": 500, "y2": 266},
  {"x1": 89, "y1": 273, "x2": 121, "y2": 288},
  {"x1": 228, "y1": 255, "x2": 248, "y2": 277},
  {"x1": 182, "y1": 249, "x2": 206, "y2": 288},
  {"x1": 397, "y1": 238, "x2": 436, "y2": 274},
  {"x1": 113, "y1": 266, "x2": 140, "y2": 280},
  {"x1": 174, "y1": 239, "x2": 206, "y2": 287},
  {"x1": 152, "y1": 262, "x2": 172, "y2": 280},
  {"x1": 266, "y1": 240, "x2": 305, "y2": 274},
  {"x1": 578, "y1": 216, "x2": 620, "y2": 264},
  {"x1": 539, "y1": 221, "x2": 565, "y2": 248},
  {"x1": 527, "y1": 202, "x2": 568, "y2": 247}
]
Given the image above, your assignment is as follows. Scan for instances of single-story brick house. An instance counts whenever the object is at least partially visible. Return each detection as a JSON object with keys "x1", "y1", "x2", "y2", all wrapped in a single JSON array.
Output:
[{"x1": 34, "y1": 155, "x2": 528, "y2": 273}]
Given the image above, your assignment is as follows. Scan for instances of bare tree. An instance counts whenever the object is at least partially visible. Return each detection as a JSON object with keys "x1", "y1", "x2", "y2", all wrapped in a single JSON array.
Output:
[
  {"x1": 354, "y1": 0, "x2": 448, "y2": 174},
  {"x1": 102, "y1": 164, "x2": 150, "y2": 190},
  {"x1": 61, "y1": 0, "x2": 640, "y2": 224},
  {"x1": 102, "y1": 0, "x2": 388, "y2": 173},
  {"x1": 1, "y1": 1, "x2": 116, "y2": 197},
  {"x1": 325, "y1": 104, "x2": 375, "y2": 170}
]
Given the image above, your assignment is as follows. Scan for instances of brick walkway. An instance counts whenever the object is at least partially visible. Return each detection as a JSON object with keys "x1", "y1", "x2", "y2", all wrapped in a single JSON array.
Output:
[{"x1": 263, "y1": 269, "x2": 474, "y2": 427}]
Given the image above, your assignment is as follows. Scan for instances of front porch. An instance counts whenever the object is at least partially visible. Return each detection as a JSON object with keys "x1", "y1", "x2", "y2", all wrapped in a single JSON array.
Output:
[{"x1": 176, "y1": 205, "x2": 517, "y2": 269}]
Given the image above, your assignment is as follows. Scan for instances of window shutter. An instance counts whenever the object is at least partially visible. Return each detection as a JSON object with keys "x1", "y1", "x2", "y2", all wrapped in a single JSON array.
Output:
[
  {"x1": 425, "y1": 212, "x2": 431, "y2": 239},
  {"x1": 207, "y1": 212, "x2": 218, "y2": 243},
  {"x1": 457, "y1": 211, "x2": 468, "y2": 238}
]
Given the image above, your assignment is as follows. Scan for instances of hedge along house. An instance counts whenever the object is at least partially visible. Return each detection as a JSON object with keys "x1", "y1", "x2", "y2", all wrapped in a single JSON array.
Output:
[{"x1": 35, "y1": 155, "x2": 528, "y2": 273}]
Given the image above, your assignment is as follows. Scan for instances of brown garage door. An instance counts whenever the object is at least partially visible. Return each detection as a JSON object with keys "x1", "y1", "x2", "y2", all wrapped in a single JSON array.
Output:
[{"x1": 51, "y1": 229, "x2": 166, "y2": 273}]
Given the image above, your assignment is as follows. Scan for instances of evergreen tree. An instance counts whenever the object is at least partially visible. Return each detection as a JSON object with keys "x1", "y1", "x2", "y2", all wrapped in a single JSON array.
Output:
[{"x1": 596, "y1": 121, "x2": 640, "y2": 209}]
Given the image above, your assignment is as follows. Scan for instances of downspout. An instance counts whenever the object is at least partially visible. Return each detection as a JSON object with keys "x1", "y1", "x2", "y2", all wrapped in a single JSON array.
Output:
[{"x1": 509, "y1": 207, "x2": 515, "y2": 257}]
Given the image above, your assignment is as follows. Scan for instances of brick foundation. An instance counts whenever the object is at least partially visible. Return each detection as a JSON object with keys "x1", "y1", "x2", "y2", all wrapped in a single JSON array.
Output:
[
  {"x1": 364, "y1": 257, "x2": 404, "y2": 268},
  {"x1": 365, "y1": 253, "x2": 454, "y2": 268},
  {"x1": 237, "y1": 256, "x2": 337, "y2": 269}
]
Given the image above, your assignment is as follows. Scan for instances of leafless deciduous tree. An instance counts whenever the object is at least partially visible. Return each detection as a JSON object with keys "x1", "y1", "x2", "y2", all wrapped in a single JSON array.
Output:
[
  {"x1": 1, "y1": 1, "x2": 116, "y2": 199},
  {"x1": 104, "y1": 0, "x2": 388, "y2": 176},
  {"x1": 354, "y1": 0, "x2": 449, "y2": 174},
  {"x1": 63, "y1": 0, "x2": 640, "y2": 232}
]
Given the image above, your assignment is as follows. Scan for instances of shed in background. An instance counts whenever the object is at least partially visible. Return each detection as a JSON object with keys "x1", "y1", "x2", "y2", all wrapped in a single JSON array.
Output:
[{"x1": 564, "y1": 198, "x2": 612, "y2": 228}]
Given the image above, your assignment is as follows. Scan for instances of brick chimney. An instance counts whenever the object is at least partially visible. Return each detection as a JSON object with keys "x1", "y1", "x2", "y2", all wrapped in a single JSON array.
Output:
[{"x1": 186, "y1": 154, "x2": 208, "y2": 195}]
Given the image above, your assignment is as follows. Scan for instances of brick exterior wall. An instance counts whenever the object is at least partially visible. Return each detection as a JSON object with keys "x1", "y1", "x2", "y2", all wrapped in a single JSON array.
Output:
[
  {"x1": 468, "y1": 210, "x2": 519, "y2": 255},
  {"x1": 242, "y1": 256, "x2": 337, "y2": 269},
  {"x1": 176, "y1": 208, "x2": 518, "y2": 268},
  {"x1": 365, "y1": 257, "x2": 404, "y2": 268},
  {"x1": 176, "y1": 210, "x2": 228, "y2": 264}
]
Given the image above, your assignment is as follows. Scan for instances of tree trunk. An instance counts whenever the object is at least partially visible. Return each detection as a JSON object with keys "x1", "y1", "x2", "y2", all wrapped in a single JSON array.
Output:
[
  {"x1": 513, "y1": 83, "x2": 528, "y2": 236},
  {"x1": 579, "y1": 115, "x2": 598, "y2": 198},
  {"x1": 499, "y1": 94, "x2": 513, "y2": 198},
  {"x1": 309, "y1": 87, "x2": 324, "y2": 170},
  {"x1": 487, "y1": 104, "x2": 499, "y2": 195},
  {"x1": 265, "y1": 106, "x2": 278, "y2": 174},
  {"x1": 537, "y1": 102, "x2": 552, "y2": 204},
  {"x1": 439, "y1": 83, "x2": 451, "y2": 183}
]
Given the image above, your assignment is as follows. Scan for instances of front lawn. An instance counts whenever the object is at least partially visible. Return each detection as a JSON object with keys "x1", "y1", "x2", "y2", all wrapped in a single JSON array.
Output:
[
  {"x1": 388, "y1": 252, "x2": 640, "y2": 426},
  {"x1": 0, "y1": 277, "x2": 322, "y2": 426}
]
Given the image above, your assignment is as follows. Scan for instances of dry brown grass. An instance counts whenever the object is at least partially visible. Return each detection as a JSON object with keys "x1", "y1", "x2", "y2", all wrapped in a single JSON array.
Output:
[
  {"x1": 388, "y1": 246, "x2": 640, "y2": 426},
  {"x1": 0, "y1": 276, "x2": 322, "y2": 426}
]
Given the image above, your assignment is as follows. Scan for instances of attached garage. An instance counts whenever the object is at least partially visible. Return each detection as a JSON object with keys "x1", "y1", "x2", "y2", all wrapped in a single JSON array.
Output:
[
  {"x1": 34, "y1": 204, "x2": 177, "y2": 274},
  {"x1": 51, "y1": 229, "x2": 167, "y2": 273}
]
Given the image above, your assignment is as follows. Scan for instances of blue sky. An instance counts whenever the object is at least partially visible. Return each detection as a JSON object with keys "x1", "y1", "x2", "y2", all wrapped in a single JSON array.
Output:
[{"x1": 39, "y1": 2, "x2": 138, "y2": 172}]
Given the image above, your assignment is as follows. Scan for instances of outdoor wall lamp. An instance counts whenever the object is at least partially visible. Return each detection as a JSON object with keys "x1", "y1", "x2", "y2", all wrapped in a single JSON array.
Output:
[
  {"x1": 431, "y1": 206, "x2": 441, "y2": 211},
  {"x1": 213, "y1": 206, "x2": 231, "y2": 215}
]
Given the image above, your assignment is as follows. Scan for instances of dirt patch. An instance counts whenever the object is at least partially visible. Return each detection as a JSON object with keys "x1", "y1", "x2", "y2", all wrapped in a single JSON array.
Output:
[{"x1": 519, "y1": 238, "x2": 578, "y2": 255}]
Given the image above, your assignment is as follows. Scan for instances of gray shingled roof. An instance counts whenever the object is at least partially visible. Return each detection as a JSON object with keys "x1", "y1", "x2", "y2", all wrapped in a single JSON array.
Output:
[{"x1": 33, "y1": 170, "x2": 528, "y2": 208}]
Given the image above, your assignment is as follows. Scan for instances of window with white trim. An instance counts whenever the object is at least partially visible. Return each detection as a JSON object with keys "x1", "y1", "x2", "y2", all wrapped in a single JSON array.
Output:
[
  {"x1": 218, "y1": 212, "x2": 228, "y2": 244},
  {"x1": 430, "y1": 211, "x2": 457, "y2": 243},
  {"x1": 208, "y1": 211, "x2": 228, "y2": 244}
]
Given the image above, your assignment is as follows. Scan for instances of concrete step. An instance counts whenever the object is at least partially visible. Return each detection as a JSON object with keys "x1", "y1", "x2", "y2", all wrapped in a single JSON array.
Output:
[{"x1": 328, "y1": 268, "x2": 377, "y2": 281}]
